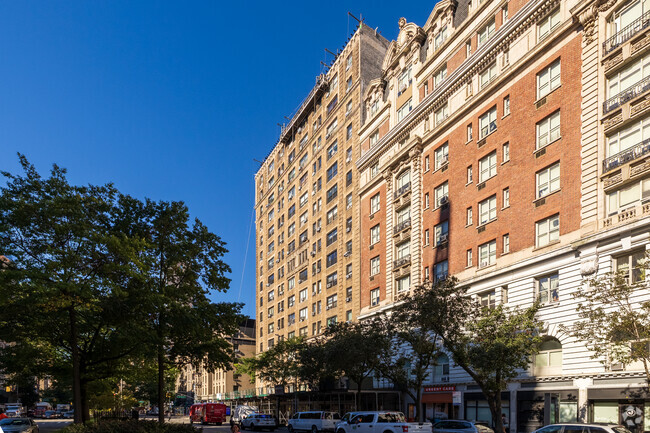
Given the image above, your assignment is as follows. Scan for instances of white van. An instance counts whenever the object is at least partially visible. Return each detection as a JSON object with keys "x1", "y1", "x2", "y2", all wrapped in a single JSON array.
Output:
[{"x1": 288, "y1": 411, "x2": 341, "y2": 433}]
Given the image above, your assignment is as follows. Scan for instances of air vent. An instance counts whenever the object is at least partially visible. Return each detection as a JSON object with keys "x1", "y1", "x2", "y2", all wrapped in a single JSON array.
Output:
[
  {"x1": 535, "y1": 198, "x2": 546, "y2": 207},
  {"x1": 477, "y1": 138, "x2": 486, "y2": 148},
  {"x1": 477, "y1": 225, "x2": 486, "y2": 233},
  {"x1": 535, "y1": 148, "x2": 546, "y2": 158},
  {"x1": 536, "y1": 97, "x2": 547, "y2": 109},
  {"x1": 477, "y1": 182, "x2": 486, "y2": 190}
]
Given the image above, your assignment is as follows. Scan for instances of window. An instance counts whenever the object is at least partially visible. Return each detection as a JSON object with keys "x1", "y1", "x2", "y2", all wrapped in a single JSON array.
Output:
[
  {"x1": 346, "y1": 55, "x2": 352, "y2": 70},
  {"x1": 346, "y1": 217, "x2": 352, "y2": 233},
  {"x1": 397, "y1": 169, "x2": 411, "y2": 190},
  {"x1": 346, "y1": 310, "x2": 352, "y2": 322},
  {"x1": 396, "y1": 275, "x2": 410, "y2": 293},
  {"x1": 434, "y1": 221, "x2": 449, "y2": 246},
  {"x1": 326, "y1": 272, "x2": 338, "y2": 288},
  {"x1": 326, "y1": 228, "x2": 338, "y2": 246},
  {"x1": 327, "y1": 250, "x2": 337, "y2": 267},
  {"x1": 537, "y1": 59, "x2": 561, "y2": 99},
  {"x1": 538, "y1": 8, "x2": 560, "y2": 41},
  {"x1": 435, "y1": 182, "x2": 449, "y2": 207},
  {"x1": 425, "y1": 193, "x2": 430, "y2": 208},
  {"x1": 537, "y1": 111, "x2": 561, "y2": 149},
  {"x1": 479, "y1": 151, "x2": 497, "y2": 182},
  {"x1": 397, "y1": 205, "x2": 410, "y2": 226},
  {"x1": 434, "y1": 260, "x2": 448, "y2": 283},
  {"x1": 299, "y1": 192, "x2": 308, "y2": 208},
  {"x1": 397, "y1": 99, "x2": 413, "y2": 122},
  {"x1": 479, "y1": 195, "x2": 497, "y2": 225},
  {"x1": 434, "y1": 26, "x2": 448, "y2": 50},
  {"x1": 432, "y1": 353, "x2": 450, "y2": 381},
  {"x1": 346, "y1": 77, "x2": 352, "y2": 92},
  {"x1": 435, "y1": 143, "x2": 449, "y2": 170},
  {"x1": 466, "y1": 249, "x2": 473, "y2": 267},
  {"x1": 398, "y1": 66, "x2": 412, "y2": 94},
  {"x1": 502, "y1": 3, "x2": 509, "y2": 23},
  {"x1": 466, "y1": 207, "x2": 473, "y2": 226},
  {"x1": 503, "y1": 234, "x2": 510, "y2": 254},
  {"x1": 326, "y1": 184, "x2": 338, "y2": 203},
  {"x1": 434, "y1": 65, "x2": 447, "y2": 88},
  {"x1": 326, "y1": 294, "x2": 337, "y2": 310},
  {"x1": 537, "y1": 273, "x2": 559, "y2": 304},
  {"x1": 480, "y1": 63, "x2": 497, "y2": 89},
  {"x1": 326, "y1": 315, "x2": 337, "y2": 327},
  {"x1": 346, "y1": 147, "x2": 352, "y2": 162},
  {"x1": 479, "y1": 107, "x2": 497, "y2": 138},
  {"x1": 396, "y1": 241, "x2": 410, "y2": 260},
  {"x1": 503, "y1": 142, "x2": 510, "y2": 162},
  {"x1": 370, "y1": 225, "x2": 380, "y2": 245},
  {"x1": 535, "y1": 338, "x2": 562, "y2": 374},
  {"x1": 467, "y1": 123, "x2": 473, "y2": 141},
  {"x1": 607, "y1": 55, "x2": 650, "y2": 101},
  {"x1": 299, "y1": 307, "x2": 308, "y2": 322},
  {"x1": 435, "y1": 105, "x2": 449, "y2": 126},
  {"x1": 477, "y1": 19, "x2": 495, "y2": 47},
  {"x1": 424, "y1": 229, "x2": 430, "y2": 245},
  {"x1": 346, "y1": 287, "x2": 352, "y2": 302},
  {"x1": 327, "y1": 162, "x2": 338, "y2": 182},
  {"x1": 371, "y1": 288, "x2": 380, "y2": 306},
  {"x1": 370, "y1": 100, "x2": 379, "y2": 116},
  {"x1": 327, "y1": 140, "x2": 338, "y2": 159},
  {"x1": 370, "y1": 130, "x2": 379, "y2": 146},
  {"x1": 346, "y1": 193, "x2": 352, "y2": 209},
  {"x1": 346, "y1": 124, "x2": 352, "y2": 140},
  {"x1": 479, "y1": 290, "x2": 495, "y2": 308},
  {"x1": 479, "y1": 240, "x2": 497, "y2": 268},
  {"x1": 370, "y1": 256, "x2": 380, "y2": 276},
  {"x1": 502, "y1": 187, "x2": 510, "y2": 208},
  {"x1": 466, "y1": 40, "x2": 472, "y2": 57},
  {"x1": 288, "y1": 295, "x2": 295, "y2": 307},
  {"x1": 503, "y1": 96, "x2": 510, "y2": 116},
  {"x1": 615, "y1": 250, "x2": 647, "y2": 283},
  {"x1": 371, "y1": 193, "x2": 380, "y2": 214},
  {"x1": 467, "y1": 165, "x2": 473, "y2": 184},
  {"x1": 607, "y1": 177, "x2": 650, "y2": 215},
  {"x1": 425, "y1": 155, "x2": 430, "y2": 171},
  {"x1": 537, "y1": 163, "x2": 561, "y2": 198},
  {"x1": 606, "y1": 117, "x2": 650, "y2": 158},
  {"x1": 536, "y1": 215, "x2": 560, "y2": 247},
  {"x1": 326, "y1": 206, "x2": 337, "y2": 223},
  {"x1": 288, "y1": 277, "x2": 295, "y2": 291}
]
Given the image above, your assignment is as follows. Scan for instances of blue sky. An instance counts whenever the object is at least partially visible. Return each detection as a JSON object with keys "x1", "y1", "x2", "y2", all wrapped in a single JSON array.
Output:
[{"x1": 0, "y1": 1, "x2": 432, "y2": 317}]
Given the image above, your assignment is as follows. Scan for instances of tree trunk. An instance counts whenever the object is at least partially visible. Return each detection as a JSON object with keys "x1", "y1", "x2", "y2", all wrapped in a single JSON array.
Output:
[
  {"x1": 487, "y1": 392, "x2": 504, "y2": 433},
  {"x1": 415, "y1": 386, "x2": 422, "y2": 422},
  {"x1": 80, "y1": 379, "x2": 90, "y2": 423},
  {"x1": 355, "y1": 378, "x2": 362, "y2": 411},
  {"x1": 69, "y1": 308, "x2": 83, "y2": 424},
  {"x1": 158, "y1": 345, "x2": 165, "y2": 424}
]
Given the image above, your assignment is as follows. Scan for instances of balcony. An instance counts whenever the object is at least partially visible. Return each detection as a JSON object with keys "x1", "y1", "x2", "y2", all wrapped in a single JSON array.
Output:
[
  {"x1": 604, "y1": 75, "x2": 650, "y2": 114},
  {"x1": 603, "y1": 138, "x2": 650, "y2": 173},
  {"x1": 603, "y1": 10, "x2": 650, "y2": 55},
  {"x1": 393, "y1": 217, "x2": 412, "y2": 235},
  {"x1": 394, "y1": 181, "x2": 412, "y2": 200},
  {"x1": 393, "y1": 254, "x2": 411, "y2": 269}
]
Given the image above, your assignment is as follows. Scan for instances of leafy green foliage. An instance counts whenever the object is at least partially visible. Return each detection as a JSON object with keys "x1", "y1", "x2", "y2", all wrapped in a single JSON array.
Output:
[
  {"x1": 59, "y1": 420, "x2": 198, "y2": 433},
  {"x1": 561, "y1": 252, "x2": 650, "y2": 382},
  {"x1": 235, "y1": 337, "x2": 304, "y2": 387}
]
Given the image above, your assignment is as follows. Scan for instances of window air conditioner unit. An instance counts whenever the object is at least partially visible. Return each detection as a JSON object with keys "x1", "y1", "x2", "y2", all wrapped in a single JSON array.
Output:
[
  {"x1": 346, "y1": 297, "x2": 352, "y2": 302},
  {"x1": 439, "y1": 234, "x2": 448, "y2": 244},
  {"x1": 480, "y1": 260, "x2": 489, "y2": 268},
  {"x1": 440, "y1": 376, "x2": 450, "y2": 383},
  {"x1": 311, "y1": 251, "x2": 316, "y2": 257},
  {"x1": 439, "y1": 195, "x2": 449, "y2": 205},
  {"x1": 344, "y1": 252, "x2": 350, "y2": 257}
]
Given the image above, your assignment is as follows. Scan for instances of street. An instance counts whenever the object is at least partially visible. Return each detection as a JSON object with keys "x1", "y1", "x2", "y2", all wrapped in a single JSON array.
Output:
[{"x1": 34, "y1": 419, "x2": 73, "y2": 433}]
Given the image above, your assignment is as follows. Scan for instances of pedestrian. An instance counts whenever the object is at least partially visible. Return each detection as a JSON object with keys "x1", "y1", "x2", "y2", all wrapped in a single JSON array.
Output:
[
  {"x1": 501, "y1": 413, "x2": 509, "y2": 433},
  {"x1": 231, "y1": 422, "x2": 240, "y2": 433},
  {"x1": 0, "y1": 410, "x2": 7, "y2": 420}
]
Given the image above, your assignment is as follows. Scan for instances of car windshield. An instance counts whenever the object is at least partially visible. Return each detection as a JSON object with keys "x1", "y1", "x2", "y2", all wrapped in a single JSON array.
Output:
[
  {"x1": 379, "y1": 413, "x2": 405, "y2": 423},
  {"x1": 0, "y1": 419, "x2": 29, "y2": 426}
]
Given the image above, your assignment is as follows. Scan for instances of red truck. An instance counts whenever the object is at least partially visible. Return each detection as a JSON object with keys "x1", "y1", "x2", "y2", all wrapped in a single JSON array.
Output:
[{"x1": 189, "y1": 403, "x2": 227, "y2": 425}]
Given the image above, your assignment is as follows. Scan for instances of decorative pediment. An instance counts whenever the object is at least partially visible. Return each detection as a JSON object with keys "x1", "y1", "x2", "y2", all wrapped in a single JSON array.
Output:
[
  {"x1": 364, "y1": 78, "x2": 386, "y2": 105},
  {"x1": 381, "y1": 18, "x2": 426, "y2": 73},
  {"x1": 424, "y1": 0, "x2": 457, "y2": 33}
]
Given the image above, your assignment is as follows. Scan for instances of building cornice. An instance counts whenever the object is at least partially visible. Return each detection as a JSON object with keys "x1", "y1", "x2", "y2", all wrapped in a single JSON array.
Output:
[{"x1": 356, "y1": 0, "x2": 562, "y2": 171}]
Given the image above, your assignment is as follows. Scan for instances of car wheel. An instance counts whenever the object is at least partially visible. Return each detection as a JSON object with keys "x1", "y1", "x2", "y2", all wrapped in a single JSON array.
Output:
[
  {"x1": 337, "y1": 429, "x2": 346, "y2": 433},
  {"x1": 312, "y1": 426, "x2": 318, "y2": 433},
  {"x1": 288, "y1": 426, "x2": 295, "y2": 433},
  {"x1": 202, "y1": 418, "x2": 207, "y2": 425},
  {"x1": 251, "y1": 424, "x2": 256, "y2": 431}
]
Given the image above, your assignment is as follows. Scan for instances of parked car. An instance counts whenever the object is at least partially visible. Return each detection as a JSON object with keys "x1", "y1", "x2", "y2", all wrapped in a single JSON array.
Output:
[
  {"x1": 232, "y1": 405, "x2": 259, "y2": 427},
  {"x1": 62, "y1": 411, "x2": 75, "y2": 419},
  {"x1": 242, "y1": 414, "x2": 277, "y2": 431},
  {"x1": 289, "y1": 411, "x2": 341, "y2": 433},
  {"x1": 42, "y1": 411, "x2": 59, "y2": 420},
  {"x1": 0, "y1": 418, "x2": 39, "y2": 433},
  {"x1": 433, "y1": 420, "x2": 494, "y2": 433},
  {"x1": 335, "y1": 411, "x2": 416, "y2": 433},
  {"x1": 533, "y1": 424, "x2": 633, "y2": 433}
]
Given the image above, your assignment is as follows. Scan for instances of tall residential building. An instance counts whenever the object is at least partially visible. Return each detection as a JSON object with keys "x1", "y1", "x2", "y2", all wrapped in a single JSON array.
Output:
[
  {"x1": 175, "y1": 319, "x2": 256, "y2": 403},
  {"x1": 254, "y1": 24, "x2": 389, "y2": 358},
  {"x1": 356, "y1": 0, "x2": 650, "y2": 430}
]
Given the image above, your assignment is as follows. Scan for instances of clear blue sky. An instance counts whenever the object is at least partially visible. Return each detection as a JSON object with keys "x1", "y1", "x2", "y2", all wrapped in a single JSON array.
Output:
[{"x1": 0, "y1": 1, "x2": 432, "y2": 317}]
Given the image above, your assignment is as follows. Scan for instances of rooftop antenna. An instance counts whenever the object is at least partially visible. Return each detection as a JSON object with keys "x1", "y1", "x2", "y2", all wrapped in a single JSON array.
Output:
[
  {"x1": 348, "y1": 12, "x2": 361, "y2": 23},
  {"x1": 253, "y1": 159, "x2": 263, "y2": 166}
]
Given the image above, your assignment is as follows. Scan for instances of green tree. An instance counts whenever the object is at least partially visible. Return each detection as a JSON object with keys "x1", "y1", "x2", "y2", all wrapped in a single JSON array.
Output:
[
  {"x1": 0, "y1": 156, "x2": 145, "y2": 423},
  {"x1": 412, "y1": 278, "x2": 543, "y2": 433},
  {"x1": 116, "y1": 196, "x2": 243, "y2": 423},
  {"x1": 561, "y1": 251, "x2": 650, "y2": 382},
  {"x1": 322, "y1": 321, "x2": 390, "y2": 410},
  {"x1": 235, "y1": 337, "x2": 304, "y2": 388}
]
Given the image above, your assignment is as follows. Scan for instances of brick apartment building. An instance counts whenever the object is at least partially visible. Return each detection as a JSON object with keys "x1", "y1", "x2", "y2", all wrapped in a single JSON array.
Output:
[{"x1": 255, "y1": 0, "x2": 650, "y2": 430}]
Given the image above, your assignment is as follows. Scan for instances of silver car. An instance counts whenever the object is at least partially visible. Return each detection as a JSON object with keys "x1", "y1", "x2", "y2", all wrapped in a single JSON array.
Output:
[
  {"x1": 241, "y1": 414, "x2": 277, "y2": 431},
  {"x1": 533, "y1": 424, "x2": 633, "y2": 433},
  {"x1": 433, "y1": 420, "x2": 494, "y2": 433},
  {"x1": 0, "y1": 418, "x2": 39, "y2": 433}
]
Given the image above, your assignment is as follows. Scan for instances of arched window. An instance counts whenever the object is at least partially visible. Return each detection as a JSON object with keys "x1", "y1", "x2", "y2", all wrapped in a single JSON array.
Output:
[
  {"x1": 397, "y1": 169, "x2": 411, "y2": 190},
  {"x1": 534, "y1": 338, "x2": 562, "y2": 376},
  {"x1": 432, "y1": 353, "x2": 450, "y2": 382}
]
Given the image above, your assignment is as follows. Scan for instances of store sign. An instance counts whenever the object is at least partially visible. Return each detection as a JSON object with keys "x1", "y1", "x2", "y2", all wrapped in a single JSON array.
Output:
[
  {"x1": 452, "y1": 392, "x2": 461, "y2": 406},
  {"x1": 424, "y1": 386, "x2": 456, "y2": 392}
]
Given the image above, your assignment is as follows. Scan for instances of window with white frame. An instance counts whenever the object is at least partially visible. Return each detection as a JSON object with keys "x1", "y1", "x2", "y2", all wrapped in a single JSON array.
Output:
[
  {"x1": 537, "y1": 59, "x2": 561, "y2": 99},
  {"x1": 479, "y1": 195, "x2": 497, "y2": 225},
  {"x1": 535, "y1": 338, "x2": 562, "y2": 374},
  {"x1": 537, "y1": 111, "x2": 561, "y2": 149},
  {"x1": 326, "y1": 120, "x2": 338, "y2": 140},
  {"x1": 396, "y1": 241, "x2": 410, "y2": 260},
  {"x1": 479, "y1": 107, "x2": 497, "y2": 138},
  {"x1": 346, "y1": 76, "x2": 352, "y2": 92},
  {"x1": 479, "y1": 290, "x2": 496, "y2": 308},
  {"x1": 503, "y1": 188, "x2": 510, "y2": 208},
  {"x1": 608, "y1": 55, "x2": 650, "y2": 100},
  {"x1": 434, "y1": 65, "x2": 447, "y2": 88},
  {"x1": 370, "y1": 193, "x2": 380, "y2": 214},
  {"x1": 479, "y1": 151, "x2": 497, "y2": 182},
  {"x1": 477, "y1": 19, "x2": 496, "y2": 47},
  {"x1": 466, "y1": 249, "x2": 473, "y2": 267},
  {"x1": 397, "y1": 170, "x2": 411, "y2": 190},
  {"x1": 503, "y1": 142, "x2": 510, "y2": 162},
  {"x1": 607, "y1": 177, "x2": 650, "y2": 215},
  {"x1": 502, "y1": 3, "x2": 509, "y2": 23},
  {"x1": 425, "y1": 229, "x2": 430, "y2": 245},
  {"x1": 397, "y1": 99, "x2": 413, "y2": 122},
  {"x1": 299, "y1": 307, "x2": 308, "y2": 322},
  {"x1": 434, "y1": 260, "x2": 448, "y2": 283},
  {"x1": 370, "y1": 224, "x2": 380, "y2": 245},
  {"x1": 537, "y1": 162, "x2": 560, "y2": 198},
  {"x1": 370, "y1": 163, "x2": 379, "y2": 178},
  {"x1": 371, "y1": 288, "x2": 380, "y2": 306},
  {"x1": 370, "y1": 256, "x2": 380, "y2": 276},
  {"x1": 397, "y1": 205, "x2": 410, "y2": 225},
  {"x1": 467, "y1": 123, "x2": 473, "y2": 141},
  {"x1": 370, "y1": 130, "x2": 379, "y2": 146},
  {"x1": 479, "y1": 240, "x2": 497, "y2": 268},
  {"x1": 370, "y1": 100, "x2": 379, "y2": 116},
  {"x1": 299, "y1": 288, "x2": 308, "y2": 303},
  {"x1": 538, "y1": 8, "x2": 560, "y2": 41},
  {"x1": 466, "y1": 207, "x2": 473, "y2": 225},
  {"x1": 425, "y1": 192, "x2": 430, "y2": 209},
  {"x1": 434, "y1": 221, "x2": 449, "y2": 245},
  {"x1": 435, "y1": 143, "x2": 449, "y2": 170},
  {"x1": 503, "y1": 234, "x2": 510, "y2": 254},
  {"x1": 434, "y1": 26, "x2": 448, "y2": 50},
  {"x1": 346, "y1": 54, "x2": 352, "y2": 70},
  {"x1": 425, "y1": 155, "x2": 430, "y2": 171},
  {"x1": 480, "y1": 63, "x2": 497, "y2": 89},
  {"x1": 606, "y1": 116, "x2": 650, "y2": 157},
  {"x1": 396, "y1": 275, "x2": 410, "y2": 293},
  {"x1": 503, "y1": 96, "x2": 510, "y2": 116},
  {"x1": 615, "y1": 250, "x2": 647, "y2": 284},
  {"x1": 536, "y1": 214, "x2": 560, "y2": 247},
  {"x1": 536, "y1": 273, "x2": 559, "y2": 304},
  {"x1": 398, "y1": 66, "x2": 413, "y2": 94},
  {"x1": 435, "y1": 105, "x2": 449, "y2": 126},
  {"x1": 435, "y1": 182, "x2": 449, "y2": 207},
  {"x1": 467, "y1": 165, "x2": 473, "y2": 184}
]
